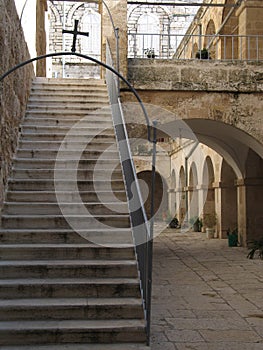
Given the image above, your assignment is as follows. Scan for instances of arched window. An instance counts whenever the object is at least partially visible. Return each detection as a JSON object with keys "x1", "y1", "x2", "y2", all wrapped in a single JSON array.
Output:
[
  {"x1": 81, "y1": 11, "x2": 101, "y2": 59},
  {"x1": 137, "y1": 14, "x2": 159, "y2": 57}
]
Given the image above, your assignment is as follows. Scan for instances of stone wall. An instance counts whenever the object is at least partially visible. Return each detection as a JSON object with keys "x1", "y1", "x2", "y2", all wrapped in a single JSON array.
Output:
[{"x1": 0, "y1": 0, "x2": 34, "y2": 206}]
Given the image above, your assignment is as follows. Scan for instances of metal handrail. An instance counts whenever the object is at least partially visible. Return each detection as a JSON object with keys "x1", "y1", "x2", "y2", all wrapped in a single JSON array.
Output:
[
  {"x1": 106, "y1": 40, "x2": 156, "y2": 344},
  {"x1": 128, "y1": 32, "x2": 263, "y2": 61}
]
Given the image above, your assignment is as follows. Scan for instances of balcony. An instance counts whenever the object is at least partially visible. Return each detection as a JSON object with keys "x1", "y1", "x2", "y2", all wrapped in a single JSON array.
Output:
[{"x1": 128, "y1": 33, "x2": 263, "y2": 61}]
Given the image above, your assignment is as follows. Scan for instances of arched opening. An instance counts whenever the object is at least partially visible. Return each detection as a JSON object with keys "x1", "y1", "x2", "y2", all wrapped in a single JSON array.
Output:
[
  {"x1": 204, "y1": 19, "x2": 216, "y2": 59},
  {"x1": 220, "y1": 160, "x2": 237, "y2": 238},
  {"x1": 178, "y1": 166, "x2": 186, "y2": 224},
  {"x1": 202, "y1": 156, "x2": 216, "y2": 231},
  {"x1": 168, "y1": 169, "x2": 177, "y2": 217},
  {"x1": 192, "y1": 42, "x2": 198, "y2": 59},
  {"x1": 221, "y1": 0, "x2": 238, "y2": 59},
  {"x1": 137, "y1": 13, "x2": 160, "y2": 57},
  {"x1": 189, "y1": 162, "x2": 199, "y2": 222},
  {"x1": 137, "y1": 170, "x2": 168, "y2": 219},
  {"x1": 81, "y1": 10, "x2": 101, "y2": 60}
]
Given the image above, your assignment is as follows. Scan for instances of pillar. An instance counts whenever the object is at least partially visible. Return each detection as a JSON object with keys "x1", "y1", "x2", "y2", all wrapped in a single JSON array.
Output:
[
  {"x1": 236, "y1": 178, "x2": 263, "y2": 246},
  {"x1": 36, "y1": 0, "x2": 47, "y2": 76},
  {"x1": 236, "y1": 0, "x2": 263, "y2": 60},
  {"x1": 101, "y1": 0, "x2": 127, "y2": 79}
]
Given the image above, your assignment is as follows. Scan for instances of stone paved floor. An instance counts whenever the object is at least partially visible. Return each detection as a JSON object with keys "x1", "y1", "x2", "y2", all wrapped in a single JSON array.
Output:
[{"x1": 150, "y1": 227, "x2": 263, "y2": 350}]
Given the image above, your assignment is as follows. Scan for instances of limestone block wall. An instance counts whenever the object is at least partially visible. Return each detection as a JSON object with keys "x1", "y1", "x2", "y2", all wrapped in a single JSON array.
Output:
[{"x1": 0, "y1": 0, "x2": 34, "y2": 206}]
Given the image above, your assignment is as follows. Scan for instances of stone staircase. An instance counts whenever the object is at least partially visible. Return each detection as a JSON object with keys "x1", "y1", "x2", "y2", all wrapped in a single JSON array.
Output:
[{"x1": 0, "y1": 78, "x2": 149, "y2": 349}]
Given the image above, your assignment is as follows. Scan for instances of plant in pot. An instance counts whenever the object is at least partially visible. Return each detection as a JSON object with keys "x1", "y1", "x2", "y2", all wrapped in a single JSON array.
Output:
[
  {"x1": 202, "y1": 213, "x2": 216, "y2": 239},
  {"x1": 196, "y1": 47, "x2": 211, "y2": 60},
  {"x1": 189, "y1": 216, "x2": 202, "y2": 232},
  {"x1": 145, "y1": 48, "x2": 156, "y2": 58}
]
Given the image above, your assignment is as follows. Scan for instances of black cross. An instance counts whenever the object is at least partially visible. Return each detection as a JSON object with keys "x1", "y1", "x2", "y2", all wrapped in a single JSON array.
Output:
[{"x1": 62, "y1": 20, "x2": 89, "y2": 53}]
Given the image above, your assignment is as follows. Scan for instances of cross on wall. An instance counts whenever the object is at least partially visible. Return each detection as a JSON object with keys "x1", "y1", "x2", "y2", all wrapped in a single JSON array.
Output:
[{"x1": 62, "y1": 19, "x2": 89, "y2": 53}]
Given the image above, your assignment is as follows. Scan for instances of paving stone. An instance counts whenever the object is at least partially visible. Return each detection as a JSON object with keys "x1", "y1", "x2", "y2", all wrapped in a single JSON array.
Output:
[{"x1": 151, "y1": 229, "x2": 263, "y2": 349}]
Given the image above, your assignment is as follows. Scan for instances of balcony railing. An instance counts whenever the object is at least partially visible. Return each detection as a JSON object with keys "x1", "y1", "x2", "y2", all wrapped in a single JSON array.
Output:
[{"x1": 128, "y1": 32, "x2": 263, "y2": 61}]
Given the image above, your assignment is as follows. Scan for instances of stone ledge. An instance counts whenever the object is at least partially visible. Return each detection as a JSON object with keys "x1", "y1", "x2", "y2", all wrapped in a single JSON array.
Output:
[{"x1": 127, "y1": 58, "x2": 263, "y2": 92}]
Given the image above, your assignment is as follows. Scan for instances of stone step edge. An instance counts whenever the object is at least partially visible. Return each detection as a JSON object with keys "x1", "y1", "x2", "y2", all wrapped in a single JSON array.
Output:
[
  {"x1": 0, "y1": 297, "x2": 142, "y2": 307},
  {"x1": 0, "y1": 260, "x2": 136, "y2": 266},
  {"x1": 0, "y1": 343, "x2": 149, "y2": 350},
  {"x1": 0, "y1": 318, "x2": 146, "y2": 330}
]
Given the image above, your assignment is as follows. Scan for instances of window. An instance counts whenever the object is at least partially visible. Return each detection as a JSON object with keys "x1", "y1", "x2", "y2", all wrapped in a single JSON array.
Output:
[
  {"x1": 81, "y1": 11, "x2": 101, "y2": 59},
  {"x1": 137, "y1": 14, "x2": 159, "y2": 57}
]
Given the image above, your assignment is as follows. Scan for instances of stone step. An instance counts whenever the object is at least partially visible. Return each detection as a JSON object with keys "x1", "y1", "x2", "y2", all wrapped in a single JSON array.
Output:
[
  {"x1": 27, "y1": 104, "x2": 110, "y2": 113},
  {"x1": 20, "y1": 133, "x2": 115, "y2": 142},
  {"x1": 12, "y1": 158, "x2": 121, "y2": 170},
  {"x1": 32, "y1": 77, "x2": 106, "y2": 86},
  {"x1": 21, "y1": 125, "x2": 114, "y2": 135},
  {"x1": 30, "y1": 88, "x2": 107, "y2": 99},
  {"x1": 0, "y1": 297, "x2": 144, "y2": 321},
  {"x1": 8, "y1": 179, "x2": 125, "y2": 191},
  {"x1": 18, "y1": 140, "x2": 116, "y2": 150},
  {"x1": 0, "y1": 260, "x2": 138, "y2": 279},
  {"x1": 1, "y1": 214, "x2": 130, "y2": 229},
  {"x1": 0, "y1": 319, "x2": 146, "y2": 346},
  {"x1": 29, "y1": 92, "x2": 108, "y2": 99},
  {"x1": 16, "y1": 149, "x2": 118, "y2": 159},
  {"x1": 25, "y1": 110, "x2": 112, "y2": 119},
  {"x1": 0, "y1": 229, "x2": 133, "y2": 245},
  {"x1": 0, "y1": 344, "x2": 149, "y2": 350},
  {"x1": 23, "y1": 117, "x2": 113, "y2": 127},
  {"x1": 11, "y1": 169, "x2": 123, "y2": 180},
  {"x1": 0, "y1": 278, "x2": 141, "y2": 299},
  {"x1": 6, "y1": 190, "x2": 126, "y2": 202},
  {"x1": 0, "y1": 244, "x2": 135, "y2": 260},
  {"x1": 27, "y1": 99, "x2": 109, "y2": 107},
  {"x1": 3, "y1": 202, "x2": 128, "y2": 216}
]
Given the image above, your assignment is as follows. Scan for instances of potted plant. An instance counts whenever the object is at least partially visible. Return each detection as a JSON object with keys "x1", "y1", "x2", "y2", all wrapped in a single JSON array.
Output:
[
  {"x1": 227, "y1": 228, "x2": 239, "y2": 247},
  {"x1": 203, "y1": 213, "x2": 216, "y2": 239},
  {"x1": 196, "y1": 47, "x2": 211, "y2": 60},
  {"x1": 145, "y1": 48, "x2": 156, "y2": 58},
  {"x1": 247, "y1": 238, "x2": 263, "y2": 259},
  {"x1": 189, "y1": 216, "x2": 202, "y2": 232}
]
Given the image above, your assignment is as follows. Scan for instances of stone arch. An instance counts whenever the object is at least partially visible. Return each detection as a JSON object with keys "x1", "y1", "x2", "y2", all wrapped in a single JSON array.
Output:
[
  {"x1": 48, "y1": 2, "x2": 61, "y2": 25},
  {"x1": 128, "y1": 5, "x2": 171, "y2": 57},
  {"x1": 137, "y1": 170, "x2": 168, "y2": 219},
  {"x1": 204, "y1": 19, "x2": 216, "y2": 58}
]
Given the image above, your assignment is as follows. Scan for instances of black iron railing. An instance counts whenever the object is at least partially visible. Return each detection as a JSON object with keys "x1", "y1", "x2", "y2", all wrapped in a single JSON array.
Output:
[{"x1": 106, "y1": 40, "x2": 156, "y2": 344}]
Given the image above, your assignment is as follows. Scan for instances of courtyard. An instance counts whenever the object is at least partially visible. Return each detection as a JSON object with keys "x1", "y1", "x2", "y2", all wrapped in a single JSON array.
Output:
[{"x1": 151, "y1": 228, "x2": 263, "y2": 350}]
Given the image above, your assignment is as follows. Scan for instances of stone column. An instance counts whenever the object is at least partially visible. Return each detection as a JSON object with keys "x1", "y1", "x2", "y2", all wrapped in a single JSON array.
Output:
[
  {"x1": 236, "y1": 178, "x2": 263, "y2": 246},
  {"x1": 214, "y1": 181, "x2": 238, "y2": 239},
  {"x1": 168, "y1": 188, "x2": 176, "y2": 216},
  {"x1": 101, "y1": 0, "x2": 127, "y2": 79},
  {"x1": 36, "y1": 0, "x2": 47, "y2": 76},
  {"x1": 236, "y1": 0, "x2": 263, "y2": 60}
]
